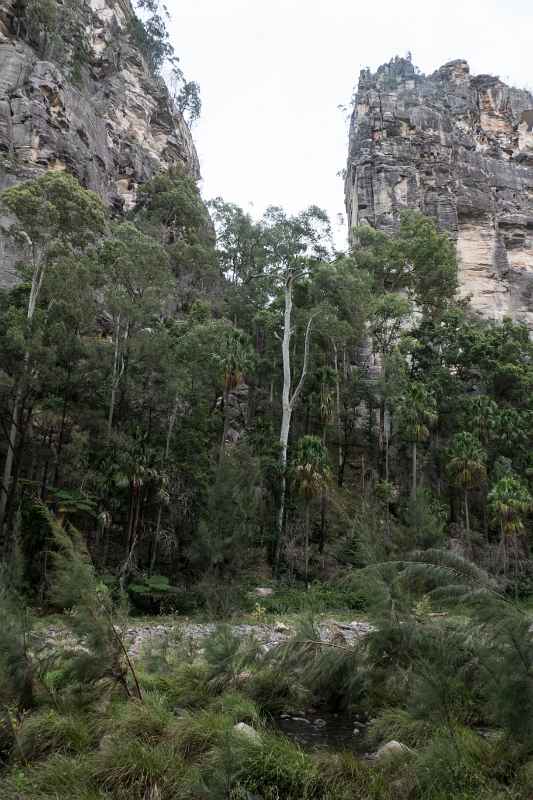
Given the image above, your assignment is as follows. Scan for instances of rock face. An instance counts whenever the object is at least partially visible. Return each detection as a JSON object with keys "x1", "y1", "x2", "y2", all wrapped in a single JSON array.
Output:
[
  {"x1": 345, "y1": 57, "x2": 533, "y2": 326},
  {"x1": 0, "y1": 0, "x2": 200, "y2": 287}
]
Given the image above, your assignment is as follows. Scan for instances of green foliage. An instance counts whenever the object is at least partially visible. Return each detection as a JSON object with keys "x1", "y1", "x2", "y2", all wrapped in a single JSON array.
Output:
[
  {"x1": 446, "y1": 432, "x2": 487, "y2": 491},
  {"x1": 402, "y1": 490, "x2": 447, "y2": 549},
  {"x1": 1, "y1": 171, "x2": 106, "y2": 256},
  {"x1": 94, "y1": 736, "x2": 190, "y2": 800},
  {"x1": 489, "y1": 475, "x2": 532, "y2": 537},
  {"x1": 0, "y1": 576, "x2": 35, "y2": 710},
  {"x1": 368, "y1": 707, "x2": 433, "y2": 749},
  {"x1": 258, "y1": 581, "x2": 367, "y2": 614},
  {"x1": 17, "y1": 709, "x2": 95, "y2": 760},
  {"x1": 47, "y1": 513, "x2": 139, "y2": 700}
]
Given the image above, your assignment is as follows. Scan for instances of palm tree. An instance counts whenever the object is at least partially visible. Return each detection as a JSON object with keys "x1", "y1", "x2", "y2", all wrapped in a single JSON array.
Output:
[
  {"x1": 489, "y1": 475, "x2": 532, "y2": 576},
  {"x1": 446, "y1": 432, "x2": 487, "y2": 544},
  {"x1": 293, "y1": 435, "x2": 331, "y2": 584},
  {"x1": 462, "y1": 395, "x2": 497, "y2": 446},
  {"x1": 397, "y1": 382, "x2": 437, "y2": 500},
  {"x1": 214, "y1": 327, "x2": 254, "y2": 462}
]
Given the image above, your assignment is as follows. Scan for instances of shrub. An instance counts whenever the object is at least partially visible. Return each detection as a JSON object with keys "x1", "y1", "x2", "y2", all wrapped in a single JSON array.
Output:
[
  {"x1": 259, "y1": 581, "x2": 367, "y2": 615},
  {"x1": 246, "y1": 666, "x2": 307, "y2": 714},
  {"x1": 203, "y1": 625, "x2": 260, "y2": 691}
]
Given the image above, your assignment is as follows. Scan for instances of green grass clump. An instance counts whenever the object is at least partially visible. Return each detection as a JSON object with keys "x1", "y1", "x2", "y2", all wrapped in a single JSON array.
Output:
[
  {"x1": 17, "y1": 709, "x2": 96, "y2": 761},
  {"x1": 368, "y1": 708, "x2": 435, "y2": 749},
  {"x1": 314, "y1": 751, "x2": 391, "y2": 800},
  {"x1": 174, "y1": 709, "x2": 237, "y2": 759},
  {"x1": 94, "y1": 736, "x2": 193, "y2": 800},
  {"x1": 104, "y1": 690, "x2": 177, "y2": 743},
  {"x1": 412, "y1": 729, "x2": 496, "y2": 800},
  {"x1": 246, "y1": 665, "x2": 307, "y2": 714},
  {"x1": 229, "y1": 731, "x2": 319, "y2": 800},
  {"x1": 138, "y1": 661, "x2": 211, "y2": 708},
  {"x1": 207, "y1": 691, "x2": 262, "y2": 726},
  {"x1": 1, "y1": 753, "x2": 97, "y2": 799}
]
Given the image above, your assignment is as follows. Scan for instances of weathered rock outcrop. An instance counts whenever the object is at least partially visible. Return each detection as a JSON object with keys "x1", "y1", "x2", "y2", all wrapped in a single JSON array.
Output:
[
  {"x1": 345, "y1": 57, "x2": 533, "y2": 326},
  {"x1": 0, "y1": 0, "x2": 199, "y2": 286}
]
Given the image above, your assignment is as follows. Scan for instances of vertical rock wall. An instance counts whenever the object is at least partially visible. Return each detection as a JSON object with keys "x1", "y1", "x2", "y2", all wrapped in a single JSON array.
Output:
[
  {"x1": 345, "y1": 57, "x2": 533, "y2": 326},
  {"x1": 0, "y1": 0, "x2": 200, "y2": 286}
]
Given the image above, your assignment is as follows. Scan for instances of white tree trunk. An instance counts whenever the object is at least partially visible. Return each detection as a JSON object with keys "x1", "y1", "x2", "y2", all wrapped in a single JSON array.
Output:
[
  {"x1": 275, "y1": 275, "x2": 316, "y2": 571},
  {"x1": 275, "y1": 279, "x2": 293, "y2": 568}
]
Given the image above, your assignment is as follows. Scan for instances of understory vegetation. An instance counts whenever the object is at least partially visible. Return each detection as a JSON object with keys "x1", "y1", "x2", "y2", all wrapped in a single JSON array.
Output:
[{"x1": 2, "y1": 530, "x2": 533, "y2": 799}]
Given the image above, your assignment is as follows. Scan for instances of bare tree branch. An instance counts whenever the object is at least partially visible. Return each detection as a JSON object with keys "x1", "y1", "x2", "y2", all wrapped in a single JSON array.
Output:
[{"x1": 290, "y1": 311, "x2": 318, "y2": 408}]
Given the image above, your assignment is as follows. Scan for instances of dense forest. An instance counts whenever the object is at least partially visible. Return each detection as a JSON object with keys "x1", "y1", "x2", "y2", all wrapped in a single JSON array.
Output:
[
  {"x1": 1, "y1": 169, "x2": 531, "y2": 602},
  {"x1": 1, "y1": 2, "x2": 533, "y2": 799}
]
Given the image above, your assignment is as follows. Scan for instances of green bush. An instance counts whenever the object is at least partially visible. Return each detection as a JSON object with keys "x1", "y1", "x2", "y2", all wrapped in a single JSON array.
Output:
[
  {"x1": 259, "y1": 581, "x2": 367, "y2": 615},
  {"x1": 246, "y1": 665, "x2": 307, "y2": 714},
  {"x1": 128, "y1": 575, "x2": 203, "y2": 614}
]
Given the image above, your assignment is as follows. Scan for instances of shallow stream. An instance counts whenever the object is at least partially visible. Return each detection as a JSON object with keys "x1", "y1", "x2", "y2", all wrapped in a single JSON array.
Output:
[{"x1": 275, "y1": 711, "x2": 369, "y2": 753}]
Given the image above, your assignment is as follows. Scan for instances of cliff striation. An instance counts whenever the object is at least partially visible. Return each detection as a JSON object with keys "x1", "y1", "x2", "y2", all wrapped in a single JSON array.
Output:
[
  {"x1": 345, "y1": 57, "x2": 533, "y2": 325},
  {"x1": 0, "y1": 0, "x2": 200, "y2": 286}
]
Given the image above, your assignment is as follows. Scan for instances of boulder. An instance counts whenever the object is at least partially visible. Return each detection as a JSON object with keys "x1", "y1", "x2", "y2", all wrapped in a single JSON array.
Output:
[
  {"x1": 233, "y1": 722, "x2": 261, "y2": 742},
  {"x1": 374, "y1": 740, "x2": 412, "y2": 760},
  {"x1": 253, "y1": 587, "x2": 274, "y2": 597}
]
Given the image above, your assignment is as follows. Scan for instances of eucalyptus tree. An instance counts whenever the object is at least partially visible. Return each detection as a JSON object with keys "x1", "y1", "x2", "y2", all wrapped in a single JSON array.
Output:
[
  {"x1": 0, "y1": 173, "x2": 105, "y2": 539},
  {"x1": 98, "y1": 222, "x2": 172, "y2": 437},
  {"x1": 260, "y1": 206, "x2": 331, "y2": 570},
  {"x1": 311, "y1": 256, "x2": 372, "y2": 484}
]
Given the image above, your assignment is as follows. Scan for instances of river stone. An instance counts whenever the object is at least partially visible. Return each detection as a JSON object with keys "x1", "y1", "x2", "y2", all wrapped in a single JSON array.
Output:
[
  {"x1": 375, "y1": 740, "x2": 412, "y2": 760},
  {"x1": 234, "y1": 722, "x2": 261, "y2": 742},
  {"x1": 253, "y1": 586, "x2": 274, "y2": 597}
]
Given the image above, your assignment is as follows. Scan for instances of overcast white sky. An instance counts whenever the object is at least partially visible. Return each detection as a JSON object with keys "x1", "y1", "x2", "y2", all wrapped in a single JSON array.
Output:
[{"x1": 169, "y1": 0, "x2": 532, "y2": 248}]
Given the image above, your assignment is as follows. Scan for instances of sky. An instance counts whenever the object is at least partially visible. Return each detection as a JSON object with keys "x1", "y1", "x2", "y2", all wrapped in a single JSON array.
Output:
[{"x1": 169, "y1": 0, "x2": 532, "y2": 248}]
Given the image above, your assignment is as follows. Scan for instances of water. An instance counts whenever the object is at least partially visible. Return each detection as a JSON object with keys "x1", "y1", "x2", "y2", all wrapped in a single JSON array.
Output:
[{"x1": 275, "y1": 711, "x2": 369, "y2": 753}]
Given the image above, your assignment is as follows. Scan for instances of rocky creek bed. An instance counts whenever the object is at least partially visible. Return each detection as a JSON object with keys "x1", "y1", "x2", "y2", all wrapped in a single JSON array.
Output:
[
  {"x1": 35, "y1": 618, "x2": 374, "y2": 658},
  {"x1": 35, "y1": 618, "x2": 374, "y2": 752}
]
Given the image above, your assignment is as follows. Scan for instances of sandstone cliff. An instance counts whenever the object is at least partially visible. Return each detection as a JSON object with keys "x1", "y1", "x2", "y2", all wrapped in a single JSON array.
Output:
[
  {"x1": 345, "y1": 57, "x2": 533, "y2": 326},
  {"x1": 0, "y1": 0, "x2": 200, "y2": 286}
]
